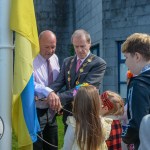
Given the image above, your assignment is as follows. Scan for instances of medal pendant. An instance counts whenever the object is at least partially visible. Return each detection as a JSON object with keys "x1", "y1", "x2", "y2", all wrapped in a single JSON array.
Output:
[
  {"x1": 87, "y1": 59, "x2": 92, "y2": 62},
  {"x1": 76, "y1": 81, "x2": 79, "y2": 85},
  {"x1": 80, "y1": 69, "x2": 83, "y2": 72}
]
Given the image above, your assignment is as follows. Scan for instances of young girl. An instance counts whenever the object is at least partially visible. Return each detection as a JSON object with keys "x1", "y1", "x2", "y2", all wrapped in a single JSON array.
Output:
[
  {"x1": 100, "y1": 91, "x2": 124, "y2": 150},
  {"x1": 63, "y1": 84, "x2": 112, "y2": 150}
]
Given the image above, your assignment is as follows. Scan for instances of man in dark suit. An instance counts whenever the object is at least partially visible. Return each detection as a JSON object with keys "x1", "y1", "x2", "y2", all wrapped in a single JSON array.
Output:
[{"x1": 47, "y1": 29, "x2": 106, "y2": 131}]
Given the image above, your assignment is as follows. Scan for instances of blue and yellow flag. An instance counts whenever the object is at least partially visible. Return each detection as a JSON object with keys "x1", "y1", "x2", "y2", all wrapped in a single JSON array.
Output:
[{"x1": 10, "y1": 0, "x2": 40, "y2": 149}]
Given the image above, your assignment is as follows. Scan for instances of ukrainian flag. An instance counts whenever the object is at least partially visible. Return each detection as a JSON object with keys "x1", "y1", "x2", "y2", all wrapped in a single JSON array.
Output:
[{"x1": 10, "y1": 0, "x2": 40, "y2": 149}]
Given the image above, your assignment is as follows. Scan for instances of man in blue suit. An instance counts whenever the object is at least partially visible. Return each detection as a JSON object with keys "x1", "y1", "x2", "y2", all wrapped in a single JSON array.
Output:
[{"x1": 47, "y1": 29, "x2": 106, "y2": 131}]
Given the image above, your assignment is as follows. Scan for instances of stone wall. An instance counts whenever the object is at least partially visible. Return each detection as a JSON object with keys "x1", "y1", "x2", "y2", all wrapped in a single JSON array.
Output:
[
  {"x1": 75, "y1": 0, "x2": 103, "y2": 46},
  {"x1": 34, "y1": 0, "x2": 75, "y2": 63},
  {"x1": 103, "y1": 0, "x2": 150, "y2": 91},
  {"x1": 34, "y1": 0, "x2": 150, "y2": 92}
]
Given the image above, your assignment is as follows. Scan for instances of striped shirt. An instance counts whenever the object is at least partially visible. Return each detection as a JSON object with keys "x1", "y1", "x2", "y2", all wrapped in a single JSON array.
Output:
[{"x1": 33, "y1": 54, "x2": 60, "y2": 108}]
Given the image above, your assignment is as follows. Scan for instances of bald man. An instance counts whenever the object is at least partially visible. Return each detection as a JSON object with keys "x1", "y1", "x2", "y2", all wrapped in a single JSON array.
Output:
[{"x1": 33, "y1": 30, "x2": 60, "y2": 150}]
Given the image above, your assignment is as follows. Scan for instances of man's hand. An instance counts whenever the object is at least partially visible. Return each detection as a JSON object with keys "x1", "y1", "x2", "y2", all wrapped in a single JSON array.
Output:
[
  {"x1": 47, "y1": 92, "x2": 62, "y2": 110},
  {"x1": 57, "y1": 108, "x2": 63, "y2": 116}
]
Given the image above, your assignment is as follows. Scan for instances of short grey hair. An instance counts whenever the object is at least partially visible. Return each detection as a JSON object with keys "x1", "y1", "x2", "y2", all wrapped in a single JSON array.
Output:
[{"x1": 71, "y1": 29, "x2": 91, "y2": 44}]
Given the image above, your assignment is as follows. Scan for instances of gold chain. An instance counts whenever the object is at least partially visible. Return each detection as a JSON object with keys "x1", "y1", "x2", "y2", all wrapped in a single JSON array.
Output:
[{"x1": 67, "y1": 55, "x2": 94, "y2": 89}]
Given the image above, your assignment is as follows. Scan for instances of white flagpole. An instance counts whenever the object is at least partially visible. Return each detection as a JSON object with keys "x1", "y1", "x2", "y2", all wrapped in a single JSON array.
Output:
[{"x1": 0, "y1": 0, "x2": 13, "y2": 149}]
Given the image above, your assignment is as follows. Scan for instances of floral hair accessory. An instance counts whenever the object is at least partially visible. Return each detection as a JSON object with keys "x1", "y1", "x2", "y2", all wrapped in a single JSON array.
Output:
[
  {"x1": 126, "y1": 70, "x2": 134, "y2": 79},
  {"x1": 73, "y1": 83, "x2": 89, "y2": 96},
  {"x1": 100, "y1": 91, "x2": 114, "y2": 110}
]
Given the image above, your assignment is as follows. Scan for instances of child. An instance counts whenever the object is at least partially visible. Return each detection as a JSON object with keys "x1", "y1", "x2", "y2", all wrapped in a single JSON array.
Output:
[
  {"x1": 123, "y1": 70, "x2": 134, "y2": 150},
  {"x1": 100, "y1": 91, "x2": 124, "y2": 150},
  {"x1": 121, "y1": 33, "x2": 150, "y2": 149},
  {"x1": 63, "y1": 84, "x2": 112, "y2": 150}
]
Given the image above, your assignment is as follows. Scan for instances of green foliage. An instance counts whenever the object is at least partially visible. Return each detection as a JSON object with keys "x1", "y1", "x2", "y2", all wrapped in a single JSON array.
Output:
[
  {"x1": 57, "y1": 116, "x2": 64, "y2": 149},
  {"x1": 70, "y1": 44, "x2": 75, "y2": 56},
  {"x1": 12, "y1": 116, "x2": 64, "y2": 150}
]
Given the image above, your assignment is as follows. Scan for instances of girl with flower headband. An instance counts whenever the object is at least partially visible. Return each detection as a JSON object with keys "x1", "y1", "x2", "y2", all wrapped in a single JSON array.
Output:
[
  {"x1": 63, "y1": 84, "x2": 112, "y2": 150},
  {"x1": 100, "y1": 91, "x2": 124, "y2": 150}
]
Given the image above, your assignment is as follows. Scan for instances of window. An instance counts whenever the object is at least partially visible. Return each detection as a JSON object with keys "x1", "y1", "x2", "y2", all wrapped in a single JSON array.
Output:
[
  {"x1": 118, "y1": 41, "x2": 128, "y2": 99},
  {"x1": 91, "y1": 44, "x2": 99, "y2": 56}
]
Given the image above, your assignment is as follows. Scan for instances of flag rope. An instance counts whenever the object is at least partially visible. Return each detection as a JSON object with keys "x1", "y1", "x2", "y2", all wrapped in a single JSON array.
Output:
[
  {"x1": 36, "y1": 134, "x2": 58, "y2": 148},
  {"x1": 35, "y1": 107, "x2": 73, "y2": 148}
]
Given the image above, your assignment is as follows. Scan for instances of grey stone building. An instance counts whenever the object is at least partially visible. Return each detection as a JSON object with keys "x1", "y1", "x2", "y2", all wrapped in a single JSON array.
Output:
[{"x1": 34, "y1": 0, "x2": 150, "y2": 98}]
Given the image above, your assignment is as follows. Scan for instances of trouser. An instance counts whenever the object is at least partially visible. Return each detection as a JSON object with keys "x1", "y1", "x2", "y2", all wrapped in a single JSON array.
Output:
[
  {"x1": 33, "y1": 108, "x2": 58, "y2": 150},
  {"x1": 62, "y1": 103, "x2": 73, "y2": 133}
]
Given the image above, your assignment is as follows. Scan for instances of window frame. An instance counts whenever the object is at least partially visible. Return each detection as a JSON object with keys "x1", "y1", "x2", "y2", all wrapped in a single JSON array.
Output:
[
  {"x1": 91, "y1": 44, "x2": 99, "y2": 56},
  {"x1": 117, "y1": 41, "x2": 127, "y2": 99}
]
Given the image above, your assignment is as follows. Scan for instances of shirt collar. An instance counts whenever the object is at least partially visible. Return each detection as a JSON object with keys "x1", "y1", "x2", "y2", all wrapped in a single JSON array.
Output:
[
  {"x1": 39, "y1": 54, "x2": 52, "y2": 63},
  {"x1": 77, "y1": 51, "x2": 90, "y2": 63},
  {"x1": 38, "y1": 54, "x2": 46, "y2": 62},
  {"x1": 104, "y1": 115, "x2": 120, "y2": 120},
  {"x1": 141, "y1": 64, "x2": 150, "y2": 73}
]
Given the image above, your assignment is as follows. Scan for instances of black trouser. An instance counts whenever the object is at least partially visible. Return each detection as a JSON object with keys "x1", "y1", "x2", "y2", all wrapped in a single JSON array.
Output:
[
  {"x1": 33, "y1": 108, "x2": 58, "y2": 150},
  {"x1": 62, "y1": 103, "x2": 73, "y2": 133}
]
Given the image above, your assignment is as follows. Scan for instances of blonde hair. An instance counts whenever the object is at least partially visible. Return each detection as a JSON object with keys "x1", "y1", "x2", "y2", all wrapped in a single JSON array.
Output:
[
  {"x1": 73, "y1": 85, "x2": 104, "y2": 150},
  {"x1": 101, "y1": 91, "x2": 124, "y2": 116}
]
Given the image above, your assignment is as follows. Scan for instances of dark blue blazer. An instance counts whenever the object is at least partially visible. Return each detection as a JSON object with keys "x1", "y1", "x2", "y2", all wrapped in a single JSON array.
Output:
[{"x1": 50, "y1": 53, "x2": 106, "y2": 105}]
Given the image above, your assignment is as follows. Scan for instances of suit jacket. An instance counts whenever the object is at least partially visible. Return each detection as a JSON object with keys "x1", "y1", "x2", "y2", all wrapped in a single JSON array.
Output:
[{"x1": 50, "y1": 53, "x2": 106, "y2": 105}]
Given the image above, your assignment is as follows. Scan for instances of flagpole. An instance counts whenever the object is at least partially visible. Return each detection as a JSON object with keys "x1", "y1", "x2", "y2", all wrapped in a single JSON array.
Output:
[{"x1": 0, "y1": 0, "x2": 13, "y2": 149}]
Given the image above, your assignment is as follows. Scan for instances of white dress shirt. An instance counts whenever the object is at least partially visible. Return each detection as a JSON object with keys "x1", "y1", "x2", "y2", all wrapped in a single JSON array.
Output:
[
  {"x1": 76, "y1": 51, "x2": 90, "y2": 65},
  {"x1": 33, "y1": 54, "x2": 60, "y2": 108}
]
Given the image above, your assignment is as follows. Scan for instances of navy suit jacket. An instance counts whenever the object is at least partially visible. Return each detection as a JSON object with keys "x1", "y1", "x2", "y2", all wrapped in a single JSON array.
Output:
[{"x1": 50, "y1": 53, "x2": 106, "y2": 105}]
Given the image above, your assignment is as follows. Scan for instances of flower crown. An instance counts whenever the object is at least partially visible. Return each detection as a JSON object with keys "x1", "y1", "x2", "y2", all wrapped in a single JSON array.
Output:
[
  {"x1": 126, "y1": 70, "x2": 134, "y2": 79},
  {"x1": 73, "y1": 83, "x2": 89, "y2": 96},
  {"x1": 100, "y1": 91, "x2": 114, "y2": 110}
]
